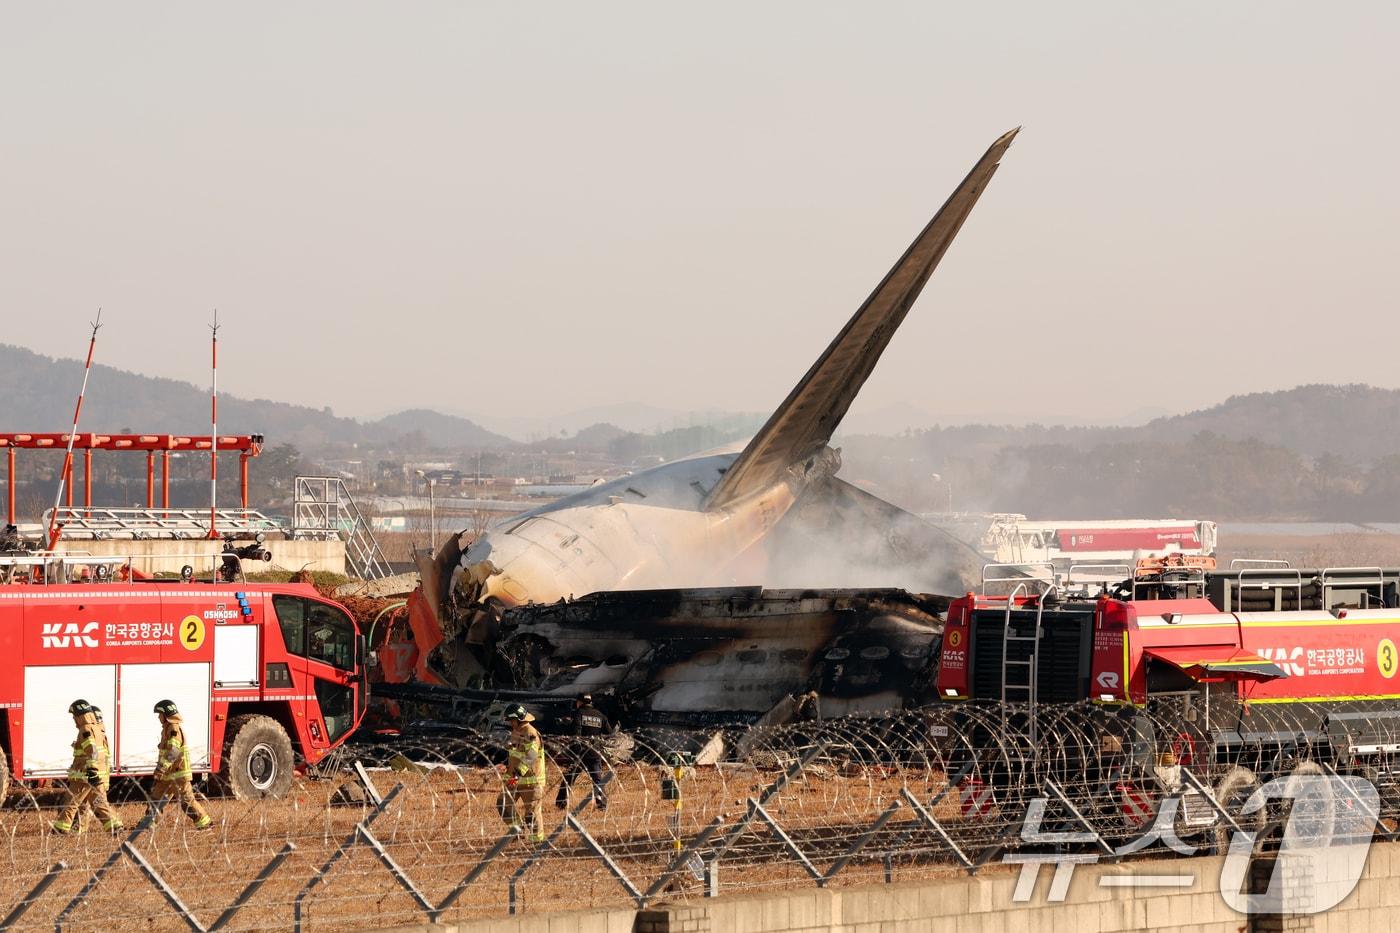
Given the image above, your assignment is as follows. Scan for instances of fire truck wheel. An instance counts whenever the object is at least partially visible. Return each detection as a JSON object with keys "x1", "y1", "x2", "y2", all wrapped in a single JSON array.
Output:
[
  {"x1": 1210, "y1": 765, "x2": 1265, "y2": 854},
  {"x1": 0, "y1": 747, "x2": 9, "y2": 803},
  {"x1": 221, "y1": 715, "x2": 295, "y2": 799}
]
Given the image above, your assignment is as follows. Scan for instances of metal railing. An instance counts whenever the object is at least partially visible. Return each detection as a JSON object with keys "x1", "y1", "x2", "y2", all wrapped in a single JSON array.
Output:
[
  {"x1": 41, "y1": 507, "x2": 280, "y2": 540},
  {"x1": 0, "y1": 551, "x2": 263, "y2": 585},
  {"x1": 292, "y1": 476, "x2": 391, "y2": 580}
]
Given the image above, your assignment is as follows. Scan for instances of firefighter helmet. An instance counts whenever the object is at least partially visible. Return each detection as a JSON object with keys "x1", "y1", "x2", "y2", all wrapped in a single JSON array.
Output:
[
  {"x1": 504, "y1": 704, "x2": 535, "y2": 723},
  {"x1": 153, "y1": 699, "x2": 179, "y2": 717},
  {"x1": 68, "y1": 699, "x2": 93, "y2": 716}
]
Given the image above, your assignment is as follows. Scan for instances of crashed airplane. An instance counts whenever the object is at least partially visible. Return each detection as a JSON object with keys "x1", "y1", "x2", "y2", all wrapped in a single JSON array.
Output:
[{"x1": 403, "y1": 129, "x2": 1020, "y2": 712}]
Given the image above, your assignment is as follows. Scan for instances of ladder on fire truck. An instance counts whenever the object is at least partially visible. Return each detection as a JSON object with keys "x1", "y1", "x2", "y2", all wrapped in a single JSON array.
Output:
[
  {"x1": 291, "y1": 476, "x2": 392, "y2": 580},
  {"x1": 983, "y1": 564, "x2": 1057, "y2": 751}
]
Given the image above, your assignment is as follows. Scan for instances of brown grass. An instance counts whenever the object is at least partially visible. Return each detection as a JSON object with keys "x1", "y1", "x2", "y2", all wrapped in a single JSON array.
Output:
[{"x1": 0, "y1": 762, "x2": 989, "y2": 932}]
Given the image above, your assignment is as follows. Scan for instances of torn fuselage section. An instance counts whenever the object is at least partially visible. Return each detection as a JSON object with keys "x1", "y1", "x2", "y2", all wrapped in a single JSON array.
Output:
[{"x1": 497, "y1": 586, "x2": 949, "y2": 726}]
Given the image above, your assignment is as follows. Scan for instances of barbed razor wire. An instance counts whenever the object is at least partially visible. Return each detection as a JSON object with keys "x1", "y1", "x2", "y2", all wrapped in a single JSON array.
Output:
[{"x1": 1, "y1": 699, "x2": 1397, "y2": 931}]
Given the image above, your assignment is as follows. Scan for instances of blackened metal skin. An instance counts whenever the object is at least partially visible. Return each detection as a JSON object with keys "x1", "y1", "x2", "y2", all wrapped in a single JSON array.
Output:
[{"x1": 496, "y1": 586, "x2": 948, "y2": 724}]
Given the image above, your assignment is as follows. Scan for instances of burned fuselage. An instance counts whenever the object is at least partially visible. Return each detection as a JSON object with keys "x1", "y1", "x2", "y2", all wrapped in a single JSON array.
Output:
[{"x1": 497, "y1": 586, "x2": 948, "y2": 726}]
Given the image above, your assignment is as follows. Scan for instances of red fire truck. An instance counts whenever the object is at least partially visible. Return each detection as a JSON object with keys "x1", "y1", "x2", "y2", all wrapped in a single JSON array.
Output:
[
  {"x1": 938, "y1": 566, "x2": 1400, "y2": 721},
  {"x1": 935, "y1": 565, "x2": 1400, "y2": 831},
  {"x1": 0, "y1": 552, "x2": 368, "y2": 800}
]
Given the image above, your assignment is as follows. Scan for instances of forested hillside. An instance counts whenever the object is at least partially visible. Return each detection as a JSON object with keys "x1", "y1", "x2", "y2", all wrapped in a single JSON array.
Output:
[{"x1": 8, "y1": 341, "x2": 1400, "y2": 520}]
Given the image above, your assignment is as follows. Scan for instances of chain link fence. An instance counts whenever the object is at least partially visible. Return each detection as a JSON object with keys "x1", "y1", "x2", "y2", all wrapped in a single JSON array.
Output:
[{"x1": 2, "y1": 700, "x2": 1395, "y2": 931}]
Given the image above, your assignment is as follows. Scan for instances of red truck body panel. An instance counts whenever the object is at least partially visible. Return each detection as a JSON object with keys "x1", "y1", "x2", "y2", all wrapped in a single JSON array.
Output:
[
  {"x1": 937, "y1": 593, "x2": 1400, "y2": 708},
  {"x1": 0, "y1": 581, "x2": 365, "y2": 780}
]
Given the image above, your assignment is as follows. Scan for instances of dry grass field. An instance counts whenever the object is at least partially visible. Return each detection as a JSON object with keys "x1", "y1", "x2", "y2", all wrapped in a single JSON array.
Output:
[{"x1": 0, "y1": 756, "x2": 982, "y2": 932}]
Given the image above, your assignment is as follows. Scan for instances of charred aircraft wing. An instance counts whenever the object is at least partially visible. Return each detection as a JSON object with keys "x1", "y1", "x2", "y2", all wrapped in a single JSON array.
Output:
[{"x1": 703, "y1": 128, "x2": 1019, "y2": 512}]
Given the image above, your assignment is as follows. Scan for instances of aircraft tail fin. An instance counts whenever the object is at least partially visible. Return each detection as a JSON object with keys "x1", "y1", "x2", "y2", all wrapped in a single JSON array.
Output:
[{"x1": 704, "y1": 128, "x2": 1018, "y2": 512}]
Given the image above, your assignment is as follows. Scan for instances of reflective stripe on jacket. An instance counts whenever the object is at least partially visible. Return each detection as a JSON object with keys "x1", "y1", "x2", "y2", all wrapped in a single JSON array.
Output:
[
  {"x1": 157, "y1": 716, "x2": 192, "y2": 781},
  {"x1": 507, "y1": 724, "x2": 546, "y2": 786},
  {"x1": 67, "y1": 713, "x2": 110, "y2": 783}
]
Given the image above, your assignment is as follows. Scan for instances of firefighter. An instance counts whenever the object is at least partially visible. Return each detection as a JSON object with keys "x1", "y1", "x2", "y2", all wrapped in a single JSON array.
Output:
[
  {"x1": 554, "y1": 694, "x2": 612, "y2": 811},
  {"x1": 52, "y1": 699, "x2": 124, "y2": 834},
  {"x1": 151, "y1": 700, "x2": 212, "y2": 830},
  {"x1": 503, "y1": 704, "x2": 546, "y2": 841}
]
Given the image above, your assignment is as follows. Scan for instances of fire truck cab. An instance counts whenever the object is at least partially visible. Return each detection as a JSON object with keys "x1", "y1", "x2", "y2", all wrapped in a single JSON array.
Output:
[{"x1": 0, "y1": 554, "x2": 368, "y2": 800}]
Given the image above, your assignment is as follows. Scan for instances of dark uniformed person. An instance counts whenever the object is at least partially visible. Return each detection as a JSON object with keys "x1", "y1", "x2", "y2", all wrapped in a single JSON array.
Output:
[
  {"x1": 503, "y1": 704, "x2": 546, "y2": 841},
  {"x1": 53, "y1": 699, "x2": 123, "y2": 834},
  {"x1": 554, "y1": 694, "x2": 612, "y2": 811},
  {"x1": 152, "y1": 700, "x2": 213, "y2": 830}
]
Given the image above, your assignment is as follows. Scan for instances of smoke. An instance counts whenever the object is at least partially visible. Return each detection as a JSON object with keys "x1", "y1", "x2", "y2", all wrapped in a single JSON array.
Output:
[{"x1": 753, "y1": 478, "x2": 982, "y2": 595}]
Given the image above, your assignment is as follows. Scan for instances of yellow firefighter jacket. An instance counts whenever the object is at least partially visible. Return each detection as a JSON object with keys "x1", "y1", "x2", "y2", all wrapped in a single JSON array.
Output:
[
  {"x1": 67, "y1": 712, "x2": 111, "y2": 785},
  {"x1": 507, "y1": 723, "x2": 545, "y2": 786},
  {"x1": 156, "y1": 714, "x2": 192, "y2": 782}
]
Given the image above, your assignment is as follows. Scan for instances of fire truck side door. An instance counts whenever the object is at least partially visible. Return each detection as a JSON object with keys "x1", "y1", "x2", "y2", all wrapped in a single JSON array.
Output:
[
  {"x1": 302, "y1": 600, "x2": 358, "y2": 748},
  {"x1": 269, "y1": 595, "x2": 310, "y2": 732}
]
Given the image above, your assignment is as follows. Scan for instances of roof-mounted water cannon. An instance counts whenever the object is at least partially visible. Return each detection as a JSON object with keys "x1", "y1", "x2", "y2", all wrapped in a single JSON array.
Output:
[{"x1": 219, "y1": 533, "x2": 272, "y2": 582}]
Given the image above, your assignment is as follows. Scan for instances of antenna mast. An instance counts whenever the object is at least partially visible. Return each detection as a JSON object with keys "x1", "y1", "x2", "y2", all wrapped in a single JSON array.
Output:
[
  {"x1": 209, "y1": 310, "x2": 220, "y2": 539},
  {"x1": 47, "y1": 310, "x2": 103, "y2": 549}
]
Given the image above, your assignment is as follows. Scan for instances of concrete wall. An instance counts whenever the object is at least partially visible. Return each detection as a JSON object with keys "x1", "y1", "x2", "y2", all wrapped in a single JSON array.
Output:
[
  {"x1": 55, "y1": 538, "x2": 346, "y2": 576},
  {"x1": 364, "y1": 839, "x2": 1400, "y2": 933}
]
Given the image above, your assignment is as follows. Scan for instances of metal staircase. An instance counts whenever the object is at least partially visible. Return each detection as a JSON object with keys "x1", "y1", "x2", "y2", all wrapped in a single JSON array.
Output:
[{"x1": 291, "y1": 476, "x2": 392, "y2": 580}]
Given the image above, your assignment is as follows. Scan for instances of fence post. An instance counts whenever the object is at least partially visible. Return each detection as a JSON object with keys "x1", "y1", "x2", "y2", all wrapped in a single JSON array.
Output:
[
  {"x1": 293, "y1": 782, "x2": 405, "y2": 933},
  {"x1": 750, "y1": 800, "x2": 822, "y2": 881},
  {"x1": 0, "y1": 861, "x2": 65, "y2": 932},
  {"x1": 432, "y1": 826, "x2": 521, "y2": 920},
  {"x1": 207, "y1": 843, "x2": 297, "y2": 933},
  {"x1": 55, "y1": 800, "x2": 167, "y2": 931},
  {"x1": 121, "y1": 842, "x2": 206, "y2": 933},
  {"x1": 820, "y1": 799, "x2": 903, "y2": 886},
  {"x1": 507, "y1": 794, "x2": 596, "y2": 915},
  {"x1": 1044, "y1": 778, "x2": 1113, "y2": 856},
  {"x1": 565, "y1": 813, "x2": 644, "y2": 905},
  {"x1": 641, "y1": 814, "x2": 727, "y2": 906},
  {"x1": 899, "y1": 786, "x2": 973, "y2": 869},
  {"x1": 353, "y1": 760, "x2": 384, "y2": 807}
]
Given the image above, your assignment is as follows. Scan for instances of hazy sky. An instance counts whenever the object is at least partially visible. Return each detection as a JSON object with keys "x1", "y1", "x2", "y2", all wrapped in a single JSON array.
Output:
[{"x1": 3, "y1": 3, "x2": 1396, "y2": 428}]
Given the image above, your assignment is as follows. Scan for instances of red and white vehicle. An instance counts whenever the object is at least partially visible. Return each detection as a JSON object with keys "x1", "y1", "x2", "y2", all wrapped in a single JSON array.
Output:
[
  {"x1": 935, "y1": 565, "x2": 1400, "y2": 827},
  {"x1": 978, "y1": 515, "x2": 1217, "y2": 584},
  {"x1": 0, "y1": 552, "x2": 367, "y2": 799}
]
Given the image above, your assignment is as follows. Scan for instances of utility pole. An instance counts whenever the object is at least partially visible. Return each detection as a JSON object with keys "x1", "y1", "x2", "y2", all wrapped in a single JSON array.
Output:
[
  {"x1": 428, "y1": 476, "x2": 437, "y2": 551},
  {"x1": 48, "y1": 310, "x2": 102, "y2": 549},
  {"x1": 208, "y1": 310, "x2": 220, "y2": 540},
  {"x1": 414, "y1": 469, "x2": 438, "y2": 551}
]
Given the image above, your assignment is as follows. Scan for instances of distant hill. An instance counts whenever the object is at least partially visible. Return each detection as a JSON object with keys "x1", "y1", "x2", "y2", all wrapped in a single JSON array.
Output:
[
  {"x1": 9, "y1": 340, "x2": 1400, "y2": 475},
  {"x1": 0, "y1": 344, "x2": 512, "y2": 453},
  {"x1": 1131, "y1": 385, "x2": 1400, "y2": 461},
  {"x1": 451, "y1": 402, "x2": 767, "y2": 441},
  {"x1": 838, "y1": 384, "x2": 1400, "y2": 467},
  {"x1": 367, "y1": 408, "x2": 514, "y2": 450},
  {"x1": 835, "y1": 384, "x2": 1400, "y2": 520}
]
